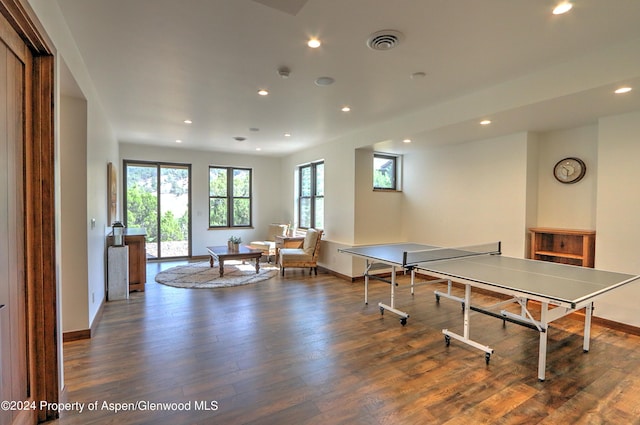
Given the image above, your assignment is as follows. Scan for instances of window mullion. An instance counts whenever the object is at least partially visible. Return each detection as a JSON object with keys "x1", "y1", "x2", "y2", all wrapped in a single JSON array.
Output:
[{"x1": 228, "y1": 167, "x2": 233, "y2": 227}]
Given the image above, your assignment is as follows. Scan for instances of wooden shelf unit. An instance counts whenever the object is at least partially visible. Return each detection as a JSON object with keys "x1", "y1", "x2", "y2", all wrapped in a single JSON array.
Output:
[{"x1": 529, "y1": 227, "x2": 595, "y2": 268}]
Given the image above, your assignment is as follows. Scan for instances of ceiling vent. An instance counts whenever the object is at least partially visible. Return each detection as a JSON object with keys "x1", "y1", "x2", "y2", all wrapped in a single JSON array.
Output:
[{"x1": 366, "y1": 30, "x2": 404, "y2": 51}]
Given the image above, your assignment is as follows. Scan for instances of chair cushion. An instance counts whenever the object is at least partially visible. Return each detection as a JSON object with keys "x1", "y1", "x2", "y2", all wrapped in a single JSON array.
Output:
[
  {"x1": 302, "y1": 228, "x2": 319, "y2": 254},
  {"x1": 267, "y1": 224, "x2": 288, "y2": 241},
  {"x1": 248, "y1": 241, "x2": 275, "y2": 252},
  {"x1": 280, "y1": 248, "x2": 313, "y2": 262}
]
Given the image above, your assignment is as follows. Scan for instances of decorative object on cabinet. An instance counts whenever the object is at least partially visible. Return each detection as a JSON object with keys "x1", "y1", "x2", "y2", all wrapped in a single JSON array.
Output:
[
  {"x1": 529, "y1": 227, "x2": 595, "y2": 268},
  {"x1": 112, "y1": 221, "x2": 125, "y2": 246}
]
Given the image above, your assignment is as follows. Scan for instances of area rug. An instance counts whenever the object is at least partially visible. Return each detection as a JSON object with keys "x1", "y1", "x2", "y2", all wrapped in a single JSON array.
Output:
[{"x1": 155, "y1": 261, "x2": 278, "y2": 289}]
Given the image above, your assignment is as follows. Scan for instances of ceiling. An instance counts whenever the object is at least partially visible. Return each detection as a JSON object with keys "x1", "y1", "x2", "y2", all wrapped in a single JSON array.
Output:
[{"x1": 54, "y1": 0, "x2": 640, "y2": 156}]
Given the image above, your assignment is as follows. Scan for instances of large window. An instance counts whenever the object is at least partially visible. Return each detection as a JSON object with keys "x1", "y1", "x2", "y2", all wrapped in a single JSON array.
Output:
[
  {"x1": 373, "y1": 153, "x2": 398, "y2": 190},
  {"x1": 209, "y1": 166, "x2": 252, "y2": 227},
  {"x1": 298, "y1": 161, "x2": 324, "y2": 229},
  {"x1": 124, "y1": 161, "x2": 191, "y2": 259}
]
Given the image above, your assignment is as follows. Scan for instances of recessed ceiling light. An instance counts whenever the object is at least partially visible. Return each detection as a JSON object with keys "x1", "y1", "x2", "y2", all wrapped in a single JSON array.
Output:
[
  {"x1": 233, "y1": 136, "x2": 246, "y2": 142},
  {"x1": 249, "y1": 127, "x2": 260, "y2": 132},
  {"x1": 480, "y1": 120, "x2": 492, "y2": 125},
  {"x1": 307, "y1": 38, "x2": 321, "y2": 48},
  {"x1": 410, "y1": 72, "x2": 426, "y2": 79},
  {"x1": 256, "y1": 147, "x2": 262, "y2": 151},
  {"x1": 341, "y1": 106, "x2": 351, "y2": 112},
  {"x1": 403, "y1": 139, "x2": 412, "y2": 143},
  {"x1": 614, "y1": 87, "x2": 632, "y2": 94},
  {"x1": 258, "y1": 89, "x2": 269, "y2": 96},
  {"x1": 315, "y1": 76, "x2": 335, "y2": 86},
  {"x1": 284, "y1": 133, "x2": 291, "y2": 137},
  {"x1": 183, "y1": 119, "x2": 192, "y2": 124},
  {"x1": 175, "y1": 139, "x2": 182, "y2": 143},
  {"x1": 553, "y1": 2, "x2": 573, "y2": 15}
]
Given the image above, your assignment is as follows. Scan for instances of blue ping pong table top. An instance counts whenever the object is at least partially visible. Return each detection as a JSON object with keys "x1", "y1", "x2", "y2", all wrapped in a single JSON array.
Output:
[{"x1": 339, "y1": 243, "x2": 640, "y2": 307}]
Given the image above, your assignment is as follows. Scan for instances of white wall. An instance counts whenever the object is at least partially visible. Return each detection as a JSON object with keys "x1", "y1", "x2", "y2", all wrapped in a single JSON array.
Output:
[
  {"x1": 281, "y1": 138, "x2": 359, "y2": 276},
  {"x1": 594, "y1": 110, "x2": 640, "y2": 325},
  {"x1": 401, "y1": 133, "x2": 531, "y2": 258},
  {"x1": 60, "y1": 95, "x2": 89, "y2": 333},
  {"x1": 354, "y1": 148, "x2": 403, "y2": 245},
  {"x1": 535, "y1": 125, "x2": 598, "y2": 230},
  {"x1": 119, "y1": 143, "x2": 285, "y2": 255}
]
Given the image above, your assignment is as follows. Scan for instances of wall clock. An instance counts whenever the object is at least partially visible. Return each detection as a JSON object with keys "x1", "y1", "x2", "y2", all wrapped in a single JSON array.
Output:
[{"x1": 553, "y1": 157, "x2": 586, "y2": 184}]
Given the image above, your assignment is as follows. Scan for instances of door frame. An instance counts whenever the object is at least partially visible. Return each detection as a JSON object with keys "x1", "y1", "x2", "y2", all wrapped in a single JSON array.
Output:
[{"x1": 1, "y1": 1, "x2": 58, "y2": 423}]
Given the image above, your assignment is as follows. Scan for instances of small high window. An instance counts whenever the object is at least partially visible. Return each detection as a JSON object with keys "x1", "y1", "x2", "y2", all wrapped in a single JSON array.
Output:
[{"x1": 373, "y1": 153, "x2": 397, "y2": 190}]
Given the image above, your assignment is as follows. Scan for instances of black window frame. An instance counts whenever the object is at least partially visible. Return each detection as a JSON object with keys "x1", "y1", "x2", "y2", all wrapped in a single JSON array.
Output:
[
  {"x1": 208, "y1": 166, "x2": 253, "y2": 228},
  {"x1": 298, "y1": 161, "x2": 324, "y2": 230},
  {"x1": 373, "y1": 153, "x2": 398, "y2": 191}
]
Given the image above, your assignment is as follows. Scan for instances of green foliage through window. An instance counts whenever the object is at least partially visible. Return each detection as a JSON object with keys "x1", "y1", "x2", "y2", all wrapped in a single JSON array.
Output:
[
  {"x1": 209, "y1": 166, "x2": 252, "y2": 227},
  {"x1": 125, "y1": 162, "x2": 190, "y2": 258},
  {"x1": 374, "y1": 154, "x2": 397, "y2": 190}
]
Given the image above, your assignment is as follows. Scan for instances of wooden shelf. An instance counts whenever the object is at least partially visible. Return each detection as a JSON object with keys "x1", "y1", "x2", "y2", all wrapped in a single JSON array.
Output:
[{"x1": 529, "y1": 227, "x2": 595, "y2": 268}]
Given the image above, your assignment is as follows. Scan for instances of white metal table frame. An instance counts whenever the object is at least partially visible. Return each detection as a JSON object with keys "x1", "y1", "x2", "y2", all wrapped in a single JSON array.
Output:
[
  {"x1": 428, "y1": 270, "x2": 596, "y2": 381},
  {"x1": 343, "y1": 243, "x2": 445, "y2": 326},
  {"x1": 340, "y1": 242, "x2": 640, "y2": 381}
]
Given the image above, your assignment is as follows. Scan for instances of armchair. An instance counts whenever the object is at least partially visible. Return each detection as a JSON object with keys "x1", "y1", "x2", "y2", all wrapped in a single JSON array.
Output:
[
  {"x1": 279, "y1": 228, "x2": 323, "y2": 276},
  {"x1": 248, "y1": 224, "x2": 289, "y2": 262}
]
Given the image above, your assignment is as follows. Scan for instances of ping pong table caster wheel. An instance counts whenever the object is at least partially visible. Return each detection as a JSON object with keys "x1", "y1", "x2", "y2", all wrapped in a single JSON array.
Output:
[
  {"x1": 435, "y1": 294, "x2": 440, "y2": 303},
  {"x1": 400, "y1": 318, "x2": 407, "y2": 326},
  {"x1": 444, "y1": 335, "x2": 451, "y2": 346},
  {"x1": 379, "y1": 306, "x2": 385, "y2": 315},
  {"x1": 485, "y1": 353, "x2": 491, "y2": 365},
  {"x1": 461, "y1": 302, "x2": 465, "y2": 312}
]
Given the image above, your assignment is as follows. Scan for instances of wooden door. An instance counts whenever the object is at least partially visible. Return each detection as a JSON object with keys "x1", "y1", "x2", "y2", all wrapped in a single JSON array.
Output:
[
  {"x1": 0, "y1": 13, "x2": 27, "y2": 425},
  {"x1": 1, "y1": 1, "x2": 58, "y2": 423}
]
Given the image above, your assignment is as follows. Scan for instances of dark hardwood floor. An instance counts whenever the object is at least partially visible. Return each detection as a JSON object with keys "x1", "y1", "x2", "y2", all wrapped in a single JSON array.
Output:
[{"x1": 51, "y1": 261, "x2": 640, "y2": 424}]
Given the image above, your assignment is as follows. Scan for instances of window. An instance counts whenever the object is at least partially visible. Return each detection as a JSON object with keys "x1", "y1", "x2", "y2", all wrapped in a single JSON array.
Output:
[
  {"x1": 373, "y1": 153, "x2": 398, "y2": 190},
  {"x1": 298, "y1": 161, "x2": 324, "y2": 229},
  {"x1": 209, "y1": 166, "x2": 252, "y2": 227}
]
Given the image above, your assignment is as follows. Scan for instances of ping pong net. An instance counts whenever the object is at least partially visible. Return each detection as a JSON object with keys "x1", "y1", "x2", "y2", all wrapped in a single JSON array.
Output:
[{"x1": 402, "y1": 242, "x2": 501, "y2": 267}]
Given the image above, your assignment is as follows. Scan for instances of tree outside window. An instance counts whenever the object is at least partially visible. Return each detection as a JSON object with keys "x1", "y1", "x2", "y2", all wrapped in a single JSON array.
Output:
[
  {"x1": 209, "y1": 166, "x2": 252, "y2": 227},
  {"x1": 373, "y1": 153, "x2": 397, "y2": 190}
]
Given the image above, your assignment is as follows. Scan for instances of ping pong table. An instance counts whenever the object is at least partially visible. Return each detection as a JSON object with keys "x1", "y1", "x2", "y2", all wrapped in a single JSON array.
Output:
[{"x1": 338, "y1": 241, "x2": 640, "y2": 381}]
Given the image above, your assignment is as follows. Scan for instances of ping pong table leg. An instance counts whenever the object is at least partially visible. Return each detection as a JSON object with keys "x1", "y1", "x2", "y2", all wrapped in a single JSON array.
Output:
[
  {"x1": 390, "y1": 266, "x2": 396, "y2": 309},
  {"x1": 411, "y1": 268, "x2": 415, "y2": 296},
  {"x1": 538, "y1": 302, "x2": 549, "y2": 382},
  {"x1": 463, "y1": 284, "x2": 471, "y2": 340},
  {"x1": 377, "y1": 266, "x2": 410, "y2": 325},
  {"x1": 364, "y1": 260, "x2": 369, "y2": 305},
  {"x1": 442, "y1": 283, "x2": 493, "y2": 362},
  {"x1": 583, "y1": 302, "x2": 593, "y2": 352}
]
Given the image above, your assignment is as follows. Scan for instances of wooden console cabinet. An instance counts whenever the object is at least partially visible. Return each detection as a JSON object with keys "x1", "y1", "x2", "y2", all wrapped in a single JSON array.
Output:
[
  {"x1": 108, "y1": 228, "x2": 147, "y2": 291},
  {"x1": 529, "y1": 227, "x2": 595, "y2": 268}
]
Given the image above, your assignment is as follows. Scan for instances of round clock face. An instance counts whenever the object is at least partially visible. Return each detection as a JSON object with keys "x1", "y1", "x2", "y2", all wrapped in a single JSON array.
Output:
[{"x1": 554, "y1": 157, "x2": 586, "y2": 184}]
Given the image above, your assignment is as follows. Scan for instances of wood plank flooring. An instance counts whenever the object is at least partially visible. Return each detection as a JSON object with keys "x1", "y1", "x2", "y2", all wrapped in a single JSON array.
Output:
[{"x1": 50, "y1": 261, "x2": 640, "y2": 424}]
